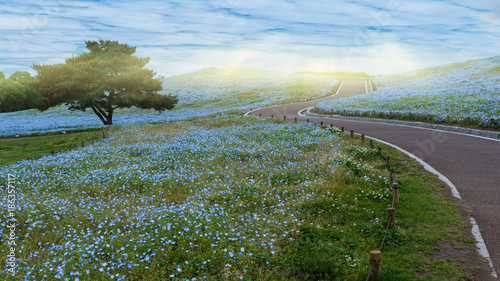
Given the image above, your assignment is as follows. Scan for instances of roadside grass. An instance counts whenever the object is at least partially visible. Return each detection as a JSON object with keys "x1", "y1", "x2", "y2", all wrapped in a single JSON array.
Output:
[
  {"x1": 0, "y1": 130, "x2": 104, "y2": 166},
  {"x1": 0, "y1": 116, "x2": 477, "y2": 280}
]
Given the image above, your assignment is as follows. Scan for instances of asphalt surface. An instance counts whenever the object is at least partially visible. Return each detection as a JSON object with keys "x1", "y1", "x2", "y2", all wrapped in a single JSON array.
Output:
[{"x1": 250, "y1": 79, "x2": 500, "y2": 278}]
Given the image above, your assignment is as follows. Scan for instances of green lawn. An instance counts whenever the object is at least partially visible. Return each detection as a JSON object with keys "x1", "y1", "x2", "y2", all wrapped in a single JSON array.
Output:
[{"x1": 0, "y1": 131, "x2": 105, "y2": 166}]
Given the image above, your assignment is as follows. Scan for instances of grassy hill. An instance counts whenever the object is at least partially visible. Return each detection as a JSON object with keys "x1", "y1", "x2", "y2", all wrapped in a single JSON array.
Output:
[
  {"x1": 315, "y1": 56, "x2": 500, "y2": 128},
  {"x1": 161, "y1": 67, "x2": 339, "y2": 108},
  {"x1": 0, "y1": 68, "x2": 338, "y2": 137}
]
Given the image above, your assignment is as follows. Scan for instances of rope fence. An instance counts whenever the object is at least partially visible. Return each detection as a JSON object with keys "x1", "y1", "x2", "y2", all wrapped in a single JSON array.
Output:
[
  {"x1": 366, "y1": 138, "x2": 399, "y2": 280},
  {"x1": 272, "y1": 115, "x2": 400, "y2": 281}
]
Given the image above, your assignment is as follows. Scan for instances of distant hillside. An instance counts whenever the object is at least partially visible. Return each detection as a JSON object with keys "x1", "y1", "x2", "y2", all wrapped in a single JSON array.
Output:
[
  {"x1": 1, "y1": 68, "x2": 338, "y2": 137},
  {"x1": 315, "y1": 56, "x2": 500, "y2": 127},
  {"x1": 296, "y1": 70, "x2": 371, "y2": 77},
  {"x1": 161, "y1": 67, "x2": 339, "y2": 108}
]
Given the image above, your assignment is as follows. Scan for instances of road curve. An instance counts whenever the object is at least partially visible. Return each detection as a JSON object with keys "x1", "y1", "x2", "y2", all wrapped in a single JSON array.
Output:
[{"x1": 248, "y1": 79, "x2": 500, "y2": 278}]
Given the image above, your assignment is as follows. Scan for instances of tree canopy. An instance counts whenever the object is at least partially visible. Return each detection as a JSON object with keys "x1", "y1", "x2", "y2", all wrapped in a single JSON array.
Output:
[
  {"x1": 0, "y1": 72, "x2": 41, "y2": 112},
  {"x1": 32, "y1": 40, "x2": 178, "y2": 125},
  {"x1": 9, "y1": 71, "x2": 36, "y2": 83}
]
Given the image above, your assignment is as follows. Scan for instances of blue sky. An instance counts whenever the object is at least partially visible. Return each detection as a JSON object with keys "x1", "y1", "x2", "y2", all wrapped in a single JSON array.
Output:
[{"x1": 0, "y1": 0, "x2": 499, "y2": 77}]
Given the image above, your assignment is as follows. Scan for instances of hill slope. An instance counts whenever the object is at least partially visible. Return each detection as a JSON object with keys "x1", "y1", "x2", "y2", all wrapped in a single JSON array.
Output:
[
  {"x1": 315, "y1": 56, "x2": 500, "y2": 127},
  {"x1": 0, "y1": 68, "x2": 338, "y2": 137}
]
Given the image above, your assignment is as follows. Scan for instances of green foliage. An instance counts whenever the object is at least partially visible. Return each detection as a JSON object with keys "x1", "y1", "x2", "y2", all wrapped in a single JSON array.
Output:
[
  {"x1": 9, "y1": 71, "x2": 36, "y2": 83},
  {"x1": 0, "y1": 72, "x2": 5, "y2": 79},
  {"x1": 0, "y1": 78, "x2": 42, "y2": 112},
  {"x1": 32, "y1": 39, "x2": 178, "y2": 125}
]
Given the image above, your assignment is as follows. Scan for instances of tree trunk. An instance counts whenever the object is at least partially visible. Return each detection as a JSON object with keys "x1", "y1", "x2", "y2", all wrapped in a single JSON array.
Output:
[
  {"x1": 106, "y1": 108, "x2": 113, "y2": 125},
  {"x1": 105, "y1": 91, "x2": 115, "y2": 125},
  {"x1": 92, "y1": 103, "x2": 113, "y2": 125},
  {"x1": 91, "y1": 105, "x2": 107, "y2": 125}
]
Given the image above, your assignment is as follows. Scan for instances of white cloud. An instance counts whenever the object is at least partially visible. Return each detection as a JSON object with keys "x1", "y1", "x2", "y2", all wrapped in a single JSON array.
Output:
[{"x1": 0, "y1": 0, "x2": 498, "y2": 77}]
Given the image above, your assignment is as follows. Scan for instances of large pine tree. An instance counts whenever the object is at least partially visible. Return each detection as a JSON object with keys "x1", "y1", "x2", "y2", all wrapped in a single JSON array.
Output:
[{"x1": 32, "y1": 40, "x2": 178, "y2": 125}]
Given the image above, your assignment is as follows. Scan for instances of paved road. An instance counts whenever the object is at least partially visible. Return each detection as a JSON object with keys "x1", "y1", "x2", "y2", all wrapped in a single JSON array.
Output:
[{"x1": 249, "y1": 79, "x2": 500, "y2": 278}]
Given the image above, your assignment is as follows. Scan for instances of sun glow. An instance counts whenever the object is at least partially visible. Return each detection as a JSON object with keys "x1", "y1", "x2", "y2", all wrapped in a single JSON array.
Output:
[
  {"x1": 182, "y1": 40, "x2": 420, "y2": 76},
  {"x1": 366, "y1": 43, "x2": 419, "y2": 75}
]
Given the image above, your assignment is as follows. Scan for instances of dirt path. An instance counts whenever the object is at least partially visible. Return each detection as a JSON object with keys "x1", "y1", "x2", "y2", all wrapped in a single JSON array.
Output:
[{"x1": 249, "y1": 79, "x2": 499, "y2": 280}]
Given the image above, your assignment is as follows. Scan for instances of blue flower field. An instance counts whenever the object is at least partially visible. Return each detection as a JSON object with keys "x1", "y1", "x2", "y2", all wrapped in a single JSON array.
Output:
[{"x1": 315, "y1": 56, "x2": 500, "y2": 127}]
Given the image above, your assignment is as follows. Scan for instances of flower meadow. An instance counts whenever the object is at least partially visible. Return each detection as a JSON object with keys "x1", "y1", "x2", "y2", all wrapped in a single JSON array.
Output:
[
  {"x1": 0, "y1": 68, "x2": 338, "y2": 137},
  {"x1": 160, "y1": 68, "x2": 338, "y2": 109},
  {"x1": 315, "y1": 56, "x2": 500, "y2": 127},
  {"x1": 0, "y1": 116, "x2": 394, "y2": 280}
]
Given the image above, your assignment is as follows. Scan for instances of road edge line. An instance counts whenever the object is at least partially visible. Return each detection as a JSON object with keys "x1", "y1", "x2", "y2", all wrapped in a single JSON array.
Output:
[
  {"x1": 244, "y1": 80, "x2": 345, "y2": 117},
  {"x1": 355, "y1": 132, "x2": 497, "y2": 279},
  {"x1": 302, "y1": 109, "x2": 500, "y2": 143}
]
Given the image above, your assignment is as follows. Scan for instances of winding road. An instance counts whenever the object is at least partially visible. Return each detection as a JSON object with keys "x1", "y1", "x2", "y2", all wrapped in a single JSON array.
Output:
[{"x1": 248, "y1": 78, "x2": 500, "y2": 279}]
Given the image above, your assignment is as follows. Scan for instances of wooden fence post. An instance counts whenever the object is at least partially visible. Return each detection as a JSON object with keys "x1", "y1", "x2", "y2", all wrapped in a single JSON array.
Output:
[
  {"x1": 426, "y1": 114, "x2": 430, "y2": 121},
  {"x1": 341, "y1": 127, "x2": 344, "y2": 133},
  {"x1": 447, "y1": 116, "x2": 450, "y2": 124},
  {"x1": 390, "y1": 168, "x2": 395, "y2": 182},
  {"x1": 369, "y1": 251, "x2": 381, "y2": 280},
  {"x1": 294, "y1": 117, "x2": 297, "y2": 123},
  {"x1": 387, "y1": 208, "x2": 395, "y2": 228},
  {"x1": 82, "y1": 140, "x2": 85, "y2": 148},
  {"x1": 392, "y1": 183, "x2": 399, "y2": 205},
  {"x1": 467, "y1": 116, "x2": 470, "y2": 125},
  {"x1": 91, "y1": 137, "x2": 95, "y2": 144},
  {"x1": 68, "y1": 145, "x2": 72, "y2": 151},
  {"x1": 259, "y1": 113, "x2": 262, "y2": 117},
  {"x1": 306, "y1": 119, "x2": 309, "y2": 123},
  {"x1": 386, "y1": 156, "x2": 391, "y2": 169},
  {"x1": 284, "y1": 115, "x2": 287, "y2": 121},
  {"x1": 51, "y1": 150, "x2": 55, "y2": 156},
  {"x1": 370, "y1": 139, "x2": 374, "y2": 149},
  {"x1": 350, "y1": 130, "x2": 354, "y2": 138},
  {"x1": 361, "y1": 134, "x2": 365, "y2": 142},
  {"x1": 271, "y1": 114, "x2": 274, "y2": 118},
  {"x1": 320, "y1": 121, "x2": 323, "y2": 126}
]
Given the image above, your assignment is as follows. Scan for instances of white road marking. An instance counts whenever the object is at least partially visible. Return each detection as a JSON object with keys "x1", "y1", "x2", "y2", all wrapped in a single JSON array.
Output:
[
  {"x1": 244, "y1": 80, "x2": 344, "y2": 117},
  {"x1": 334, "y1": 81, "x2": 345, "y2": 96},
  {"x1": 365, "y1": 135, "x2": 462, "y2": 200},
  {"x1": 471, "y1": 217, "x2": 498, "y2": 278}
]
